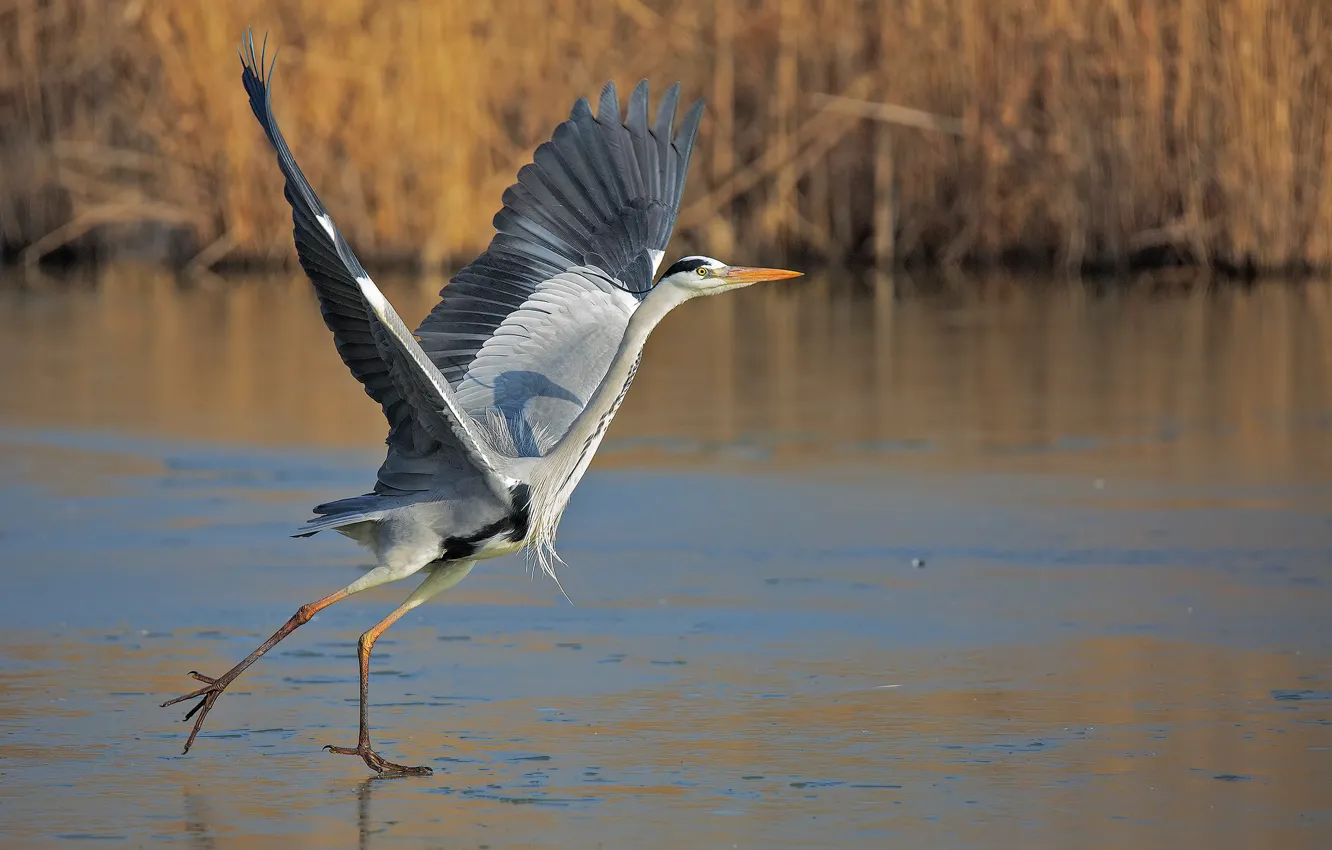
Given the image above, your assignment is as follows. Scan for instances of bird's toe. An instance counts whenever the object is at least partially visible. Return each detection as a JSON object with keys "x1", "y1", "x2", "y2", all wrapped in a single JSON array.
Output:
[{"x1": 324, "y1": 742, "x2": 432, "y2": 776}]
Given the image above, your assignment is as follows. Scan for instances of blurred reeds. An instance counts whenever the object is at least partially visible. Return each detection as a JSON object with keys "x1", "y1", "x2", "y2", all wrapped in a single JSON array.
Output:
[
  {"x1": 4, "y1": 265, "x2": 1329, "y2": 487},
  {"x1": 2, "y1": 0, "x2": 1330, "y2": 273}
]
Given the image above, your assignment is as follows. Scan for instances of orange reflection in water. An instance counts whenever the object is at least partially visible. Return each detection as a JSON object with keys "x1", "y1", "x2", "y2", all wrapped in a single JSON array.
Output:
[
  {"x1": 1, "y1": 266, "x2": 1329, "y2": 485},
  {"x1": 0, "y1": 627, "x2": 1326, "y2": 849},
  {"x1": 0, "y1": 266, "x2": 1329, "y2": 848}
]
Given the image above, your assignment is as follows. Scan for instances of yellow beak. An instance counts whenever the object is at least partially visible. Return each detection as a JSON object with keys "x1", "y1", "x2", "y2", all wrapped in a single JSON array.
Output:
[{"x1": 718, "y1": 266, "x2": 804, "y2": 284}]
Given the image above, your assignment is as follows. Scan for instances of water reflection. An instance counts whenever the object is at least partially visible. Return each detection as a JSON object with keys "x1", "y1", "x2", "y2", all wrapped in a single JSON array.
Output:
[
  {"x1": 181, "y1": 787, "x2": 218, "y2": 850},
  {"x1": 1, "y1": 265, "x2": 1328, "y2": 483},
  {"x1": 0, "y1": 266, "x2": 1328, "y2": 848},
  {"x1": 355, "y1": 779, "x2": 377, "y2": 850},
  {"x1": 2, "y1": 624, "x2": 1327, "y2": 847}
]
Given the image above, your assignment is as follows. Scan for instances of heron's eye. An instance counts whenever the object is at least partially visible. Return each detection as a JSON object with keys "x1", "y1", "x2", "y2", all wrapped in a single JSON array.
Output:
[{"x1": 696, "y1": 267, "x2": 709, "y2": 277}]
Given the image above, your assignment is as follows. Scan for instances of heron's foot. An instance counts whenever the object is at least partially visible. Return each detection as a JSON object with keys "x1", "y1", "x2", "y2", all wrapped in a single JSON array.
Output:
[
  {"x1": 160, "y1": 670, "x2": 240, "y2": 754},
  {"x1": 324, "y1": 742, "x2": 433, "y2": 776}
]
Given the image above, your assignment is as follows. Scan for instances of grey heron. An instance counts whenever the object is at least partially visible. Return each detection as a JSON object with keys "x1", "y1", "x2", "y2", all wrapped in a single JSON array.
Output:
[{"x1": 163, "y1": 32, "x2": 801, "y2": 776}]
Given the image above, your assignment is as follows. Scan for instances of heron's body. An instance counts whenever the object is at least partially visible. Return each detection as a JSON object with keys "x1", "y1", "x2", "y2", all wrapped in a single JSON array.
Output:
[{"x1": 163, "y1": 32, "x2": 801, "y2": 775}]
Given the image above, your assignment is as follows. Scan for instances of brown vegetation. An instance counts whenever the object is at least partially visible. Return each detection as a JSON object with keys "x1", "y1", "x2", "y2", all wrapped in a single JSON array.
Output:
[{"x1": 2, "y1": 0, "x2": 1330, "y2": 272}]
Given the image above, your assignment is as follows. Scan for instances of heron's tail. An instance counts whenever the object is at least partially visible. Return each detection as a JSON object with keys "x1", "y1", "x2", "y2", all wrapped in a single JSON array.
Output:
[{"x1": 293, "y1": 495, "x2": 388, "y2": 538}]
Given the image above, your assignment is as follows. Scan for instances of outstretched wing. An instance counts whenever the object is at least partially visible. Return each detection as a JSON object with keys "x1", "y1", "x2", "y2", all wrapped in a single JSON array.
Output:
[
  {"x1": 414, "y1": 80, "x2": 704, "y2": 452},
  {"x1": 239, "y1": 32, "x2": 510, "y2": 495}
]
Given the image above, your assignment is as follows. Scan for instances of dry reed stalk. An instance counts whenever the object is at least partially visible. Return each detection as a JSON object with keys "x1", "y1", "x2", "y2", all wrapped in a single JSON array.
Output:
[
  {"x1": 771, "y1": 0, "x2": 800, "y2": 248},
  {"x1": 1, "y1": 0, "x2": 1330, "y2": 273},
  {"x1": 709, "y1": 0, "x2": 736, "y2": 258}
]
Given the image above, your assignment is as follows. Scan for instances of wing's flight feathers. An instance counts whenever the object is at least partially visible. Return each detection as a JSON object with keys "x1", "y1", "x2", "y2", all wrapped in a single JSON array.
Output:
[
  {"x1": 595, "y1": 82, "x2": 639, "y2": 202},
  {"x1": 626, "y1": 81, "x2": 658, "y2": 206},
  {"x1": 239, "y1": 29, "x2": 511, "y2": 489},
  {"x1": 651, "y1": 83, "x2": 681, "y2": 245},
  {"x1": 413, "y1": 79, "x2": 706, "y2": 420},
  {"x1": 670, "y1": 98, "x2": 705, "y2": 218},
  {"x1": 341, "y1": 261, "x2": 512, "y2": 479}
]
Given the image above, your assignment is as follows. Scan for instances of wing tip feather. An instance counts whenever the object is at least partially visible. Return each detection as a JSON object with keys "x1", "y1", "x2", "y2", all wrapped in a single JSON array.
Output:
[{"x1": 597, "y1": 81, "x2": 621, "y2": 123}]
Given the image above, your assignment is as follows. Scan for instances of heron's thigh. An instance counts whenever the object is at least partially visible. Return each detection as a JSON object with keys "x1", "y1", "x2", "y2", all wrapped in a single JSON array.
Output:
[
  {"x1": 405, "y1": 559, "x2": 477, "y2": 606},
  {"x1": 342, "y1": 559, "x2": 431, "y2": 596}
]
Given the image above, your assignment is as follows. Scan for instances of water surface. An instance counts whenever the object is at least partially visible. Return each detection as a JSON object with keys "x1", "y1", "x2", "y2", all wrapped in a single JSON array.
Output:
[{"x1": 0, "y1": 267, "x2": 1329, "y2": 847}]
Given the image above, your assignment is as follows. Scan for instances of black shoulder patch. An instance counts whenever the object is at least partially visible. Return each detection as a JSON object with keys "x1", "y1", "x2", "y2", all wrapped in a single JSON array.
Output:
[
  {"x1": 660, "y1": 257, "x2": 710, "y2": 279},
  {"x1": 435, "y1": 483, "x2": 534, "y2": 562},
  {"x1": 508, "y1": 483, "x2": 532, "y2": 543},
  {"x1": 439, "y1": 534, "x2": 481, "y2": 562}
]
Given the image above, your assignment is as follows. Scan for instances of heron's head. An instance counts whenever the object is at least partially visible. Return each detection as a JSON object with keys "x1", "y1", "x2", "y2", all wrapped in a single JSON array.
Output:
[{"x1": 657, "y1": 256, "x2": 802, "y2": 296}]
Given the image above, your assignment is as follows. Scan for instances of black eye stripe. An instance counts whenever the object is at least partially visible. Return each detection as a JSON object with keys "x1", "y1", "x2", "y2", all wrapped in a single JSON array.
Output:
[{"x1": 661, "y1": 257, "x2": 711, "y2": 278}]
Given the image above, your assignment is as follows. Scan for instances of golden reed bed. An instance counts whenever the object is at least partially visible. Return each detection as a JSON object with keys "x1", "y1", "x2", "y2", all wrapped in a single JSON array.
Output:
[{"x1": 2, "y1": 0, "x2": 1329, "y2": 273}]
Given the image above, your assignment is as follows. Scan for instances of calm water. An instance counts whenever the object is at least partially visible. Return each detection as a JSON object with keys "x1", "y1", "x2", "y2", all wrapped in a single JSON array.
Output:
[{"x1": 0, "y1": 266, "x2": 1329, "y2": 848}]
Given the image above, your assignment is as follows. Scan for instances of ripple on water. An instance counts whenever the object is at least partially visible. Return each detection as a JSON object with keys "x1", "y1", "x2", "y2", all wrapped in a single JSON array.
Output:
[{"x1": 1271, "y1": 689, "x2": 1332, "y2": 701}]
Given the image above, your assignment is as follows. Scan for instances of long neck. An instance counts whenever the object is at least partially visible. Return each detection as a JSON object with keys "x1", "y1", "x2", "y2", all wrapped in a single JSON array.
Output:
[
  {"x1": 521, "y1": 282, "x2": 688, "y2": 577},
  {"x1": 554, "y1": 282, "x2": 688, "y2": 468},
  {"x1": 527, "y1": 283, "x2": 687, "y2": 515}
]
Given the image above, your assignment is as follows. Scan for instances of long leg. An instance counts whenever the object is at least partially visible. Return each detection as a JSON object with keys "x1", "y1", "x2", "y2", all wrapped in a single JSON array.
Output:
[
  {"x1": 325, "y1": 559, "x2": 476, "y2": 775},
  {"x1": 162, "y1": 561, "x2": 426, "y2": 754}
]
